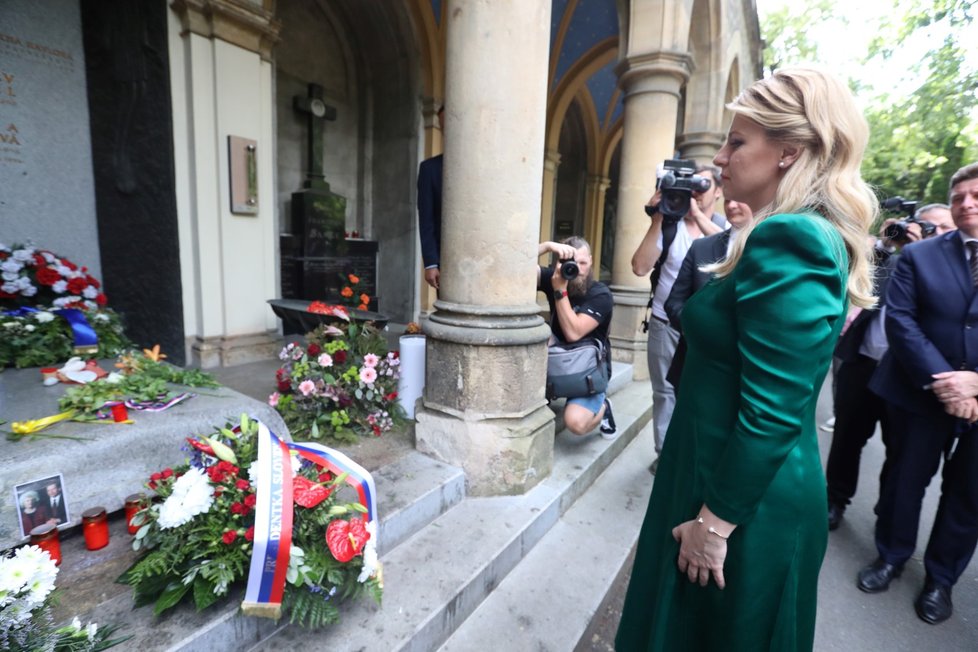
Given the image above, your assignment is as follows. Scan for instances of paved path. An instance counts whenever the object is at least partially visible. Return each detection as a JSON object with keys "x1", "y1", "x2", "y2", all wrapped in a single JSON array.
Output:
[{"x1": 580, "y1": 378, "x2": 978, "y2": 652}]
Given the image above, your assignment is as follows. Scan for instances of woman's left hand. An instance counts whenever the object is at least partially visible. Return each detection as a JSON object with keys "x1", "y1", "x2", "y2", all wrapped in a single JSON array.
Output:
[{"x1": 672, "y1": 508, "x2": 735, "y2": 589}]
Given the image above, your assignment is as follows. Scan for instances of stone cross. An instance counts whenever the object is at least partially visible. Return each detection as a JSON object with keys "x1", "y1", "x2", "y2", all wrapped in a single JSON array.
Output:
[{"x1": 293, "y1": 83, "x2": 337, "y2": 190}]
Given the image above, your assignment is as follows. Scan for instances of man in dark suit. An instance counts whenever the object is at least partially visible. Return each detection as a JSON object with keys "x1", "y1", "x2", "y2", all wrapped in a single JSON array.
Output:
[
  {"x1": 663, "y1": 199, "x2": 751, "y2": 389},
  {"x1": 858, "y1": 163, "x2": 978, "y2": 626},
  {"x1": 44, "y1": 481, "x2": 68, "y2": 525},
  {"x1": 417, "y1": 106, "x2": 444, "y2": 290},
  {"x1": 825, "y1": 204, "x2": 954, "y2": 530}
]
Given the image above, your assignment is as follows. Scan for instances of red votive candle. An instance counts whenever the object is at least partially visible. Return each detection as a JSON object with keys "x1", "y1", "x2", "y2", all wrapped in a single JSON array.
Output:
[
  {"x1": 111, "y1": 403, "x2": 129, "y2": 422},
  {"x1": 82, "y1": 507, "x2": 109, "y2": 550},
  {"x1": 124, "y1": 492, "x2": 146, "y2": 535},
  {"x1": 30, "y1": 523, "x2": 62, "y2": 565}
]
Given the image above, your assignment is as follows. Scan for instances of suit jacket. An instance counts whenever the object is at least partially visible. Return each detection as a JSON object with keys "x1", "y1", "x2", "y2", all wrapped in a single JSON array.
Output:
[
  {"x1": 834, "y1": 247, "x2": 894, "y2": 363},
  {"x1": 664, "y1": 228, "x2": 732, "y2": 331},
  {"x1": 417, "y1": 154, "x2": 443, "y2": 268},
  {"x1": 870, "y1": 231, "x2": 978, "y2": 415},
  {"x1": 47, "y1": 494, "x2": 68, "y2": 524}
]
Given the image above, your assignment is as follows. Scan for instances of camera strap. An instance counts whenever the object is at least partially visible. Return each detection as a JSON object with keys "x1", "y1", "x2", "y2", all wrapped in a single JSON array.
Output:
[{"x1": 643, "y1": 220, "x2": 678, "y2": 331}]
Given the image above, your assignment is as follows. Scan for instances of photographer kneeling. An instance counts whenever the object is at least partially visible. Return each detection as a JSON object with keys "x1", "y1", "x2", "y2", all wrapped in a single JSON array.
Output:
[{"x1": 538, "y1": 237, "x2": 616, "y2": 438}]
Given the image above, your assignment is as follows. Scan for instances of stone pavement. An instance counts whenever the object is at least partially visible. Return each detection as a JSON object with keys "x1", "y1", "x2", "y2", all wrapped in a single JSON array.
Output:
[{"x1": 577, "y1": 378, "x2": 978, "y2": 652}]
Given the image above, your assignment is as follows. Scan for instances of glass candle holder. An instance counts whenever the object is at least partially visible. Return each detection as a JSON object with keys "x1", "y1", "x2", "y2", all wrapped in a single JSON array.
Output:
[
  {"x1": 30, "y1": 523, "x2": 62, "y2": 565},
  {"x1": 124, "y1": 492, "x2": 146, "y2": 535},
  {"x1": 82, "y1": 506, "x2": 109, "y2": 550}
]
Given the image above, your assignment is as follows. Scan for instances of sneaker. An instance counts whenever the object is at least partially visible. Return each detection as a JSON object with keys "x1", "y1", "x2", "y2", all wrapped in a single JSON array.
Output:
[
  {"x1": 600, "y1": 398, "x2": 618, "y2": 439},
  {"x1": 819, "y1": 416, "x2": 836, "y2": 433}
]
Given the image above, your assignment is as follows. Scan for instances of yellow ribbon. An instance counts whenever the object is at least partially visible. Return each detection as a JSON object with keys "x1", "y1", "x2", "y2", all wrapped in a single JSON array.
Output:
[{"x1": 11, "y1": 411, "x2": 77, "y2": 435}]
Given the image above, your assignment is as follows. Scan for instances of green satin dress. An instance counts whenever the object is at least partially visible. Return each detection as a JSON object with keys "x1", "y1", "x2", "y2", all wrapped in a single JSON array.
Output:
[{"x1": 616, "y1": 213, "x2": 848, "y2": 651}]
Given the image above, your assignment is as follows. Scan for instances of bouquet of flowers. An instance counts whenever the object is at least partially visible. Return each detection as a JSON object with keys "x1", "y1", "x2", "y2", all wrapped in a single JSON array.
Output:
[
  {"x1": 118, "y1": 415, "x2": 382, "y2": 628},
  {"x1": 0, "y1": 242, "x2": 130, "y2": 368},
  {"x1": 338, "y1": 273, "x2": 371, "y2": 311},
  {"x1": 271, "y1": 304, "x2": 404, "y2": 443},
  {"x1": 0, "y1": 545, "x2": 128, "y2": 651}
]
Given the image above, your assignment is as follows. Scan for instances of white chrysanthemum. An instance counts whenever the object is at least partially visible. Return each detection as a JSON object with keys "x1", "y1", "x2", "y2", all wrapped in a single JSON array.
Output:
[
  {"x1": 23, "y1": 324, "x2": 35, "y2": 332},
  {"x1": 32, "y1": 311, "x2": 55, "y2": 323},
  {"x1": 12, "y1": 248, "x2": 34, "y2": 261},
  {"x1": 1, "y1": 271, "x2": 17, "y2": 281},
  {"x1": 0, "y1": 546, "x2": 58, "y2": 610},
  {"x1": 52, "y1": 280, "x2": 67, "y2": 293},
  {"x1": 52, "y1": 297, "x2": 71, "y2": 307},
  {"x1": 82, "y1": 285, "x2": 99, "y2": 299},
  {"x1": 2, "y1": 322, "x2": 18, "y2": 329},
  {"x1": 0, "y1": 259, "x2": 23, "y2": 273},
  {"x1": 357, "y1": 521, "x2": 379, "y2": 583},
  {"x1": 157, "y1": 467, "x2": 214, "y2": 529},
  {"x1": 93, "y1": 312, "x2": 110, "y2": 322},
  {"x1": 85, "y1": 621, "x2": 98, "y2": 640},
  {"x1": 1, "y1": 282, "x2": 19, "y2": 294}
]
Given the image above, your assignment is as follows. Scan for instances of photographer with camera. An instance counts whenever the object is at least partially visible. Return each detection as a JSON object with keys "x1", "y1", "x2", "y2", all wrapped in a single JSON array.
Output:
[
  {"x1": 538, "y1": 237, "x2": 616, "y2": 438},
  {"x1": 631, "y1": 161, "x2": 726, "y2": 470},
  {"x1": 824, "y1": 201, "x2": 951, "y2": 533}
]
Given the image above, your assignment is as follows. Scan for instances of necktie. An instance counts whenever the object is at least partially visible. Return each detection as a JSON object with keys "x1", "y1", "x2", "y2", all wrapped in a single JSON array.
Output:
[{"x1": 968, "y1": 241, "x2": 978, "y2": 287}]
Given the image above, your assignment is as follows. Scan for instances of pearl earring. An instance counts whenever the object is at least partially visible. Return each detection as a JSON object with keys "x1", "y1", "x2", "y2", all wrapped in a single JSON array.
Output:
[{"x1": 778, "y1": 161, "x2": 785, "y2": 168}]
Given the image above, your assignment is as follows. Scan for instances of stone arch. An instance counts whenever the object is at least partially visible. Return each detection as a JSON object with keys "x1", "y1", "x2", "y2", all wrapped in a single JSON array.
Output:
[
  {"x1": 722, "y1": 56, "x2": 740, "y2": 132},
  {"x1": 677, "y1": 0, "x2": 726, "y2": 162},
  {"x1": 274, "y1": 0, "x2": 422, "y2": 323}
]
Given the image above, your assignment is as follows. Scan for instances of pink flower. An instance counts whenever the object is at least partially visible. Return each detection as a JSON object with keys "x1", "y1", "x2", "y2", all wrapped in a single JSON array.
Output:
[
  {"x1": 363, "y1": 353, "x2": 379, "y2": 368},
  {"x1": 317, "y1": 353, "x2": 333, "y2": 367},
  {"x1": 268, "y1": 391, "x2": 280, "y2": 407},
  {"x1": 298, "y1": 380, "x2": 316, "y2": 396},
  {"x1": 359, "y1": 366, "x2": 378, "y2": 384}
]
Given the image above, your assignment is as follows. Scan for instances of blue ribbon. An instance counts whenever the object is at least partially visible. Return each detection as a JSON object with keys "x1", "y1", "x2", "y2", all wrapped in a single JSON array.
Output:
[{"x1": 3, "y1": 306, "x2": 99, "y2": 353}]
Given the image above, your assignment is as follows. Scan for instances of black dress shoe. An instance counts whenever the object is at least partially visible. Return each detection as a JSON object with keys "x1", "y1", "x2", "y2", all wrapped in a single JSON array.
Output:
[
  {"x1": 857, "y1": 558, "x2": 902, "y2": 593},
  {"x1": 915, "y1": 578, "x2": 953, "y2": 624},
  {"x1": 828, "y1": 503, "x2": 845, "y2": 531}
]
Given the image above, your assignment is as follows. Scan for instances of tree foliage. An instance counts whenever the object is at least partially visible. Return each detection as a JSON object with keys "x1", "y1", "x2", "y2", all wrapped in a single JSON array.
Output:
[{"x1": 760, "y1": 0, "x2": 978, "y2": 206}]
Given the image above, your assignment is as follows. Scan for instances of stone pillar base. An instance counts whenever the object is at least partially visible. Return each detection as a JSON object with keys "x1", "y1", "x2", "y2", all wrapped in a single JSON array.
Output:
[
  {"x1": 188, "y1": 331, "x2": 282, "y2": 369},
  {"x1": 416, "y1": 404, "x2": 555, "y2": 496},
  {"x1": 609, "y1": 285, "x2": 652, "y2": 381}
]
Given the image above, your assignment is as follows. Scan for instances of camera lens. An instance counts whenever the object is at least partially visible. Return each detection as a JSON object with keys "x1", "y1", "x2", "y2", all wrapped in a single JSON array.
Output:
[{"x1": 560, "y1": 259, "x2": 579, "y2": 280}]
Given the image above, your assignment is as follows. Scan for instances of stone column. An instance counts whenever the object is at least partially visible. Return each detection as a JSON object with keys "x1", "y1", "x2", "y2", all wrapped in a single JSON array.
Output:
[
  {"x1": 415, "y1": 0, "x2": 554, "y2": 496},
  {"x1": 608, "y1": 52, "x2": 691, "y2": 380},
  {"x1": 584, "y1": 174, "x2": 611, "y2": 273},
  {"x1": 538, "y1": 148, "x2": 561, "y2": 249},
  {"x1": 677, "y1": 130, "x2": 726, "y2": 165}
]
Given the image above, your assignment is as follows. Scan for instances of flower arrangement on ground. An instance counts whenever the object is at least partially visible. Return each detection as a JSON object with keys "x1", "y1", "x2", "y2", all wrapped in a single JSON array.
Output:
[
  {"x1": 271, "y1": 304, "x2": 404, "y2": 443},
  {"x1": 0, "y1": 545, "x2": 128, "y2": 651},
  {"x1": 118, "y1": 415, "x2": 382, "y2": 629},
  {"x1": 0, "y1": 242, "x2": 130, "y2": 368}
]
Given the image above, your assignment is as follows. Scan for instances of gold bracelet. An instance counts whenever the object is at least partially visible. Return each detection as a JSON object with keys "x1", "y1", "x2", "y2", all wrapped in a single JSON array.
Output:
[{"x1": 696, "y1": 517, "x2": 729, "y2": 540}]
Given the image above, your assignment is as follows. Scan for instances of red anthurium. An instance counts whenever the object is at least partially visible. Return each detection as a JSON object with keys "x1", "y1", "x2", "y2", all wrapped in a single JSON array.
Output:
[
  {"x1": 293, "y1": 475, "x2": 334, "y2": 509},
  {"x1": 187, "y1": 437, "x2": 216, "y2": 457},
  {"x1": 325, "y1": 517, "x2": 369, "y2": 563}
]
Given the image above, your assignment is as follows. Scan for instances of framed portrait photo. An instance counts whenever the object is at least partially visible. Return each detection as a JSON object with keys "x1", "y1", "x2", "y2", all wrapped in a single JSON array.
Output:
[{"x1": 13, "y1": 473, "x2": 70, "y2": 539}]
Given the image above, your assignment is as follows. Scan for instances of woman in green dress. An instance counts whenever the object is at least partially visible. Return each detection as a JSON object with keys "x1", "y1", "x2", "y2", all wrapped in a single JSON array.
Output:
[{"x1": 615, "y1": 67, "x2": 878, "y2": 651}]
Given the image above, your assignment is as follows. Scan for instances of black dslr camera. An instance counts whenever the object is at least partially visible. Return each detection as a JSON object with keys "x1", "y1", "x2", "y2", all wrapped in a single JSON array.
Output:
[
  {"x1": 558, "y1": 258, "x2": 579, "y2": 280},
  {"x1": 881, "y1": 196, "x2": 935, "y2": 243},
  {"x1": 646, "y1": 159, "x2": 712, "y2": 223}
]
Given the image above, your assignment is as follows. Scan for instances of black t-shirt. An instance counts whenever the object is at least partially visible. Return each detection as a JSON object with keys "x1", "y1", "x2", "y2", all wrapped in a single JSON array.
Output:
[{"x1": 539, "y1": 266, "x2": 614, "y2": 345}]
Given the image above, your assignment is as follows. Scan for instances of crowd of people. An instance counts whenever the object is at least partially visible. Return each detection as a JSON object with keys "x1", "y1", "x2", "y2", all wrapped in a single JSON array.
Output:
[{"x1": 418, "y1": 65, "x2": 978, "y2": 650}]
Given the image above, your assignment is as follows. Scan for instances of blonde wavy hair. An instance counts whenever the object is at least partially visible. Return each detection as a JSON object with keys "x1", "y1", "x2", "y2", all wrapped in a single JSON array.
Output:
[{"x1": 709, "y1": 66, "x2": 878, "y2": 308}]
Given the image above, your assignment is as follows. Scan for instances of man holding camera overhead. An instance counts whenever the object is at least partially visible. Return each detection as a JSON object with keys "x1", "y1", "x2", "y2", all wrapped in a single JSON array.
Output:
[
  {"x1": 538, "y1": 237, "x2": 616, "y2": 438},
  {"x1": 631, "y1": 161, "x2": 726, "y2": 472}
]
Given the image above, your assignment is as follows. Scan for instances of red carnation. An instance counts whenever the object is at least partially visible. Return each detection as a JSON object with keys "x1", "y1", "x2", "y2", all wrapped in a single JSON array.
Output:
[
  {"x1": 244, "y1": 494, "x2": 257, "y2": 508},
  {"x1": 235, "y1": 479, "x2": 250, "y2": 491},
  {"x1": 325, "y1": 517, "x2": 370, "y2": 562},
  {"x1": 63, "y1": 260, "x2": 77, "y2": 271},
  {"x1": 245, "y1": 526, "x2": 255, "y2": 542},
  {"x1": 222, "y1": 530, "x2": 238, "y2": 545},
  {"x1": 384, "y1": 392, "x2": 398, "y2": 401},
  {"x1": 150, "y1": 472, "x2": 163, "y2": 482},
  {"x1": 333, "y1": 350, "x2": 347, "y2": 364},
  {"x1": 277, "y1": 379, "x2": 291, "y2": 393},
  {"x1": 231, "y1": 502, "x2": 247, "y2": 515},
  {"x1": 86, "y1": 275, "x2": 100, "y2": 289},
  {"x1": 307, "y1": 343, "x2": 322, "y2": 357},
  {"x1": 95, "y1": 293, "x2": 108, "y2": 306},
  {"x1": 35, "y1": 267, "x2": 60, "y2": 286},
  {"x1": 66, "y1": 277, "x2": 87, "y2": 295},
  {"x1": 372, "y1": 424, "x2": 381, "y2": 436},
  {"x1": 32, "y1": 254, "x2": 45, "y2": 267},
  {"x1": 162, "y1": 468, "x2": 173, "y2": 478}
]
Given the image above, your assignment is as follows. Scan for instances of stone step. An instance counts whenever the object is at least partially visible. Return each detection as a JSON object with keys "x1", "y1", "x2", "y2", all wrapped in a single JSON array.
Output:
[
  {"x1": 438, "y1": 417, "x2": 655, "y2": 651},
  {"x1": 250, "y1": 380, "x2": 652, "y2": 652},
  {"x1": 48, "y1": 449, "x2": 465, "y2": 652}
]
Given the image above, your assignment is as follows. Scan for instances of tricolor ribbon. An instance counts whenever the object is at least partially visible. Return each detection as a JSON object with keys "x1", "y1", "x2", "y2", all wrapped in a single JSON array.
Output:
[
  {"x1": 4, "y1": 306, "x2": 99, "y2": 353},
  {"x1": 241, "y1": 419, "x2": 378, "y2": 619}
]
